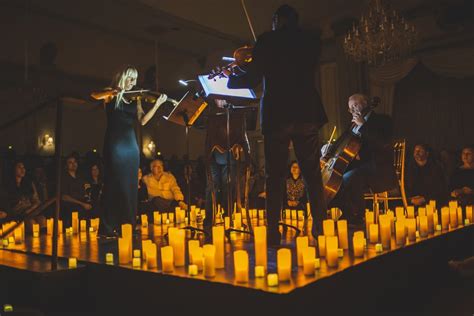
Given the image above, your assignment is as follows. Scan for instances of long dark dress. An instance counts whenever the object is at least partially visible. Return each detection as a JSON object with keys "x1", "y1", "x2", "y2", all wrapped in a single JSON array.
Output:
[{"x1": 99, "y1": 97, "x2": 139, "y2": 234}]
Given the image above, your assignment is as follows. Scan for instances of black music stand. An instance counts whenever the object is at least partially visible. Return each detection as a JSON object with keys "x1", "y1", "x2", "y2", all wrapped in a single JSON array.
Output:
[{"x1": 164, "y1": 91, "x2": 208, "y2": 237}]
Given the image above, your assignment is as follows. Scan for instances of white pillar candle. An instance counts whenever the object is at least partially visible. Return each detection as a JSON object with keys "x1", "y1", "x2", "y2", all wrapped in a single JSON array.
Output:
[
  {"x1": 68, "y1": 257, "x2": 77, "y2": 269},
  {"x1": 326, "y1": 236, "x2": 339, "y2": 268},
  {"x1": 141, "y1": 214, "x2": 148, "y2": 228},
  {"x1": 132, "y1": 257, "x2": 141, "y2": 268},
  {"x1": 188, "y1": 240, "x2": 200, "y2": 262},
  {"x1": 379, "y1": 215, "x2": 391, "y2": 250},
  {"x1": 419, "y1": 215, "x2": 428, "y2": 237},
  {"x1": 441, "y1": 207, "x2": 450, "y2": 230},
  {"x1": 188, "y1": 264, "x2": 198, "y2": 276},
  {"x1": 153, "y1": 211, "x2": 161, "y2": 225},
  {"x1": 296, "y1": 236, "x2": 309, "y2": 267},
  {"x1": 146, "y1": 243, "x2": 157, "y2": 269},
  {"x1": 337, "y1": 220, "x2": 349, "y2": 250},
  {"x1": 234, "y1": 213, "x2": 242, "y2": 229},
  {"x1": 407, "y1": 206, "x2": 415, "y2": 219},
  {"x1": 80, "y1": 220, "x2": 87, "y2": 232},
  {"x1": 32, "y1": 224, "x2": 40, "y2": 238},
  {"x1": 395, "y1": 219, "x2": 406, "y2": 246},
  {"x1": 233, "y1": 250, "x2": 249, "y2": 283},
  {"x1": 277, "y1": 248, "x2": 292, "y2": 281},
  {"x1": 395, "y1": 207, "x2": 405, "y2": 219},
  {"x1": 466, "y1": 206, "x2": 473, "y2": 223},
  {"x1": 72, "y1": 212, "x2": 79, "y2": 234},
  {"x1": 105, "y1": 253, "x2": 114, "y2": 264},
  {"x1": 254, "y1": 226, "x2": 267, "y2": 269},
  {"x1": 118, "y1": 237, "x2": 131, "y2": 264},
  {"x1": 255, "y1": 265, "x2": 265, "y2": 278},
  {"x1": 191, "y1": 247, "x2": 204, "y2": 271},
  {"x1": 318, "y1": 235, "x2": 326, "y2": 257},
  {"x1": 449, "y1": 207, "x2": 457, "y2": 229},
  {"x1": 267, "y1": 273, "x2": 278, "y2": 287},
  {"x1": 213, "y1": 226, "x2": 225, "y2": 269},
  {"x1": 142, "y1": 240, "x2": 152, "y2": 259},
  {"x1": 365, "y1": 211, "x2": 374, "y2": 239},
  {"x1": 323, "y1": 219, "x2": 335, "y2": 237},
  {"x1": 418, "y1": 207, "x2": 426, "y2": 217},
  {"x1": 302, "y1": 247, "x2": 316, "y2": 276},
  {"x1": 203, "y1": 244, "x2": 216, "y2": 278},
  {"x1": 426, "y1": 205, "x2": 434, "y2": 233},
  {"x1": 353, "y1": 235, "x2": 364, "y2": 257},
  {"x1": 224, "y1": 217, "x2": 230, "y2": 230},
  {"x1": 161, "y1": 246, "x2": 174, "y2": 272},
  {"x1": 406, "y1": 218, "x2": 416, "y2": 242},
  {"x1": 369, "y1": 224, "x2": 379, "y2": 243},
  {"x1": 173, "y1": 229, "x2": 185, "y2": 267},
  {"x1": 457, "y1": 207, "x2": 463, "y2": 226}
]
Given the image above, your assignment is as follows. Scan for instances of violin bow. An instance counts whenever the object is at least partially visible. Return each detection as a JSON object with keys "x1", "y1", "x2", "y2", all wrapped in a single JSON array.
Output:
[{"x1": 241, "y1": 0, "x2": 257, "y2": 42}]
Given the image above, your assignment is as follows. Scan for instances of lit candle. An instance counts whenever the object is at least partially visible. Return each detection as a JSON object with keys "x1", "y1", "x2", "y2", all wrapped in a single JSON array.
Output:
[
  {"x1": 258, "y1": 210, "x2": 265, "y2": 220},
  {"x1": 212, "y1": 226, "x2": 225, "y2": 269},
  {"x1": 32, "y1": 224, "x2": 40, "y2": 238},
  {"x1": 68, "y1": 257, "x2": 77, "y2": 269},
  {"x1": 441, "y1": 207, "x2": 450, "y2": 230},
  {"x1": 318, "y1": 235, "x2": 326, "y2": 256},
  {"x1": 14, "y1": 227, "x2": 22, "y2": 244},
  {"x1": 153, "y1": 211, "x2": 161, "y2": 225},
  {"x1": 105, "y1": 253, "x2": 114, "y2": 264},
  {"x1": 173, "y1": 229, "x2": 185, "y2": 267},
  {"x1": 291, "y1": 210, "x2": 297, "y2": 220},
  {"x1": 337, "y1": 220, "x2": 349, "y2": 249},
  {"x1": 419, "y1": 215, "x2": 428, "y2": 237},
  {"x1": 233, "y1": 250, "x2": 249, "y2": 283},
  {"x1": 302, "y1": 246, "x2": 316, "y2": 276},
  {"x1": 161, "y1": 246, "x2": 174, "y2": 272},
  {"x1": 277, "y1": 248, "x2": 292, "y2": 281},
  {"x1": 315, "y1": 258, "x2": 321, "y2": 269},
  {"x1": 224, "y1": 217, "x2": 230, "y2": 230},
  {"x1": 203, "y1": 244, "x2": 216, "y2": 278},
  {"x1": 466, "y1": 206, "x2": 473, "y2": 223},
  {"x1": 80, "y1": 220, "x2": 87, "y2": 232},
  {"x1": 255, "y1": 265, "x2": 265, "y2": 278},
  {"x1": 379, "y1": 215, "x2": 391, "y2": 250},
  {"x1": 234, "y1": 213, "x2": 242, "y2": 229},
  {"x1": 188, "y1": 264, "x2": 198, "y2": 276},
  {"x1": 457, "y1": 207, "x2": 463, "y2": 226},
  {"x1": 369, "y1": 224, "x2": 379, "y2": 243},
  {"x1": 406, "y1": 218, "x2": 416, "y2": 242},
  {"x1": 118, "y1": 237, "x2": 131, "y2": 264},
  {"x1": 188, "y1": 240, "x2": 200, "y2": 262},
  {"x1": 365, "y1": 211, "x2": 374, "y2": 238},
  {"x1": 142, "y1": 240, "x2": 152, "y2": 259},
  {"x1": 395, "y1": 219, "x2": 406, "y2": 246},
  {"x1": 407, "y1": 206, "x2": 415, "y2": 219},
  {"x1": 191, "y1": 247, "x2": 204, "y2": 271},
  {"x1": 323, "y1": 219, "x2": 335, "y2": 237},
  {"x1": 418, "y1": 207, "x2": 426, "y2": 217},
  {"x1": 133, "y1": 249, "x2": 141, "y2": 258},
  {"x1": 141, "y1": 214, "x2": 148, "y2": 228},
  {"x1": 296, "y1": 236, "x2": 309, "y2": 267},
  {"x1": 395, "y1": 207, "x2": 405, "y2": 219},
  {"x1": 146, "y1": 243, "x2": 157, "y2": 269},
  {"x1": 449, "y1": 207, "x2": 457, "y2": 229},
  {"x1": 168, "y1": 212, "x2": 175, "y2": 223},
  {"x1": 91, "y1": 218, "x2": 100, "y2": 232},
  {"x1": 326, "y1": 236, "x2": 338, "y2": 268},
  {"x1": 254, "y1": 226, "x2": 267, "y2": 269},
  {"x1": 297, "y1": 210, "x2": 305, "y2": 221},
  {"x1": 162, "y1": 212, "x2": 168, "y2": 223},
  {"x1": 72, "y1": 212, "x2": 79, "y2": 234},
  {"x1": 353, "y1": 235, "x2": 364, "y2": 257},
  {"x1": 426, "y1": 205, "x2": 434, "y2": 233},
  {"x1": 46, "y1": 218, "x2": 53, "y2": 235},
  {"x1": 267, "y1": 273, "x2": 278, "y2": 287},
  {"x1": 375, "y1": 243, "x2": 383, "y2": 253},
  {"x1": 121, "y1": 224, "x2": 133, "y2": 259},
  {"x1": 132, "y1": 257, "x2": 141, "y2": 268}
]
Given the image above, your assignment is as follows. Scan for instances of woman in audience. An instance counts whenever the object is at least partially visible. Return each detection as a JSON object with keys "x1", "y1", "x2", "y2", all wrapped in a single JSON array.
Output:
[
  {"x1": 285, "y1": 161, "x2": 307, "y2": 210},
  {"x1": 449, "y1": 146, "x2": 474, "y2": 206}
]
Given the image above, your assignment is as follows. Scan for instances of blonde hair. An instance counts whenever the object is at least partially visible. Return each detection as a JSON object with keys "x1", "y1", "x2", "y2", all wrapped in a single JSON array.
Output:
[
  {"x1": 111, "y1": 65, "x2": 138, "y2": 109},
  {"x1": 348, "y1": 93, "x2": 368, "y2": 106}
]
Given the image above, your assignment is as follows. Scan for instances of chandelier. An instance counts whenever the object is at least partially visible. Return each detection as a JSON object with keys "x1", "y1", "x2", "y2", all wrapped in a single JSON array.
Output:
[{"x1": 343, "y1": 0, "x2": 418, "y2": 66}]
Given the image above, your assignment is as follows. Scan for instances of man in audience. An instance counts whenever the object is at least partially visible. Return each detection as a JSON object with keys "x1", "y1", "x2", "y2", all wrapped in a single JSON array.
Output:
[
  {"x1": 405, "y1": 144, "x2": 448, "y2": 206},
  {"x1": 449, "y1": 145, "x2": 474, "y2": 206},
  {"x1": 142, "y1": 159, "x2": 187, "y2": 212},
  {"x1": 61, "y1": 153, "x2": 92, "y2": 226}
]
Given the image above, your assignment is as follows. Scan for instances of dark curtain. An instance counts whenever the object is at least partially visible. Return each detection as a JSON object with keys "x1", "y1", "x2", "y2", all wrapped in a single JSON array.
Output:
[{"x1": 393, "y1": 63, "x2": 474, "y2": 151}]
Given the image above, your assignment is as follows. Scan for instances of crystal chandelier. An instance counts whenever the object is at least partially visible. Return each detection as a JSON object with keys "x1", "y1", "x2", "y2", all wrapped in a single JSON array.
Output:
[{"x1": 343, "y1": 0, "x2": 418, "y2": 66}]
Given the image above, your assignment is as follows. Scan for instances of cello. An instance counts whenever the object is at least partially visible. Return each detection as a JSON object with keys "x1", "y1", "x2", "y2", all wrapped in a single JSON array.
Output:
[{"x1": 321, "y1": 97, "x2": 380, "y2": 203}]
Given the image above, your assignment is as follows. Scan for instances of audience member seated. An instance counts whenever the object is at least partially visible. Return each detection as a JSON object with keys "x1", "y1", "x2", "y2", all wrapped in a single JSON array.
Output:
[
  {"x1": 142, "y1": 159, "x2": 187, "y2": 212},
  {"x1": 137, "y1": 167, "x2": 150, "y2": 215},
  {"x1": 285, "y1": 161, "x2": 307, "y2": 210},
  {"x1": 86, "y1": 163, "x2": 103, "y2": 219},
  {"x1": 61, "y1": 154, "x2": 92, "y2": 226},
  {"x1": 449, "y1": 146, "x2": 474, "y2": 206},
  {"x1": 248, "y1": 165, "x2": 266, "y2": 209},
  {"x1": 406, "y1": 144, "x2": 448, "y2": 206},
  {"x1": 3, "y1": 161, "x2": 43, "y2": 230}
]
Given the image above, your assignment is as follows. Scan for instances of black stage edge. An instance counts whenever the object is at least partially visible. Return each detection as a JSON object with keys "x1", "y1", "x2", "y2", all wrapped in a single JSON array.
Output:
[{"x1": 1, "y1": 225, "x2": 473, "y2": 316}]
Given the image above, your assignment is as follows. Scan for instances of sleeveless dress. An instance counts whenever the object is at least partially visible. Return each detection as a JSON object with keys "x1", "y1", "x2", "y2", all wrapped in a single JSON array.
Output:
[{"x1": 99, "y1": 97, "x2": 139, "y2": 235}]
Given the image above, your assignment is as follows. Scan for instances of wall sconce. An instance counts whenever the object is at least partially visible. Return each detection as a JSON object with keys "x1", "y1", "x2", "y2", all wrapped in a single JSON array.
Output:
[
  {"x1": 147, "y1": 141, "x2": 156, "y2": 153},
  {"x1": 43, "y1": 134, "x2": 54, "y2": 147}
]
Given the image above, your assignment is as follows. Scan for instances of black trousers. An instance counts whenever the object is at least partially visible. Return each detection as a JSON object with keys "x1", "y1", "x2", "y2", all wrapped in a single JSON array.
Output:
[{"x1": 264, "y1": 123, "x2": 327, "y2": 236}]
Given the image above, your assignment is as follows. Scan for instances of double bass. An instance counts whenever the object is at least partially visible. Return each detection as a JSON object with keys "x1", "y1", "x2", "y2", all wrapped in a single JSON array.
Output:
[{"x1": 321, "y1": 97, "x2": 380, "y2": 202}]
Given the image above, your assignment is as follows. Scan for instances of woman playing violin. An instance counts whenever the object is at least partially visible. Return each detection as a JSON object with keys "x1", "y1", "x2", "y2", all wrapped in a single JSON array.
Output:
[{"x1": 92, "y1": 65, "x2": 168, "y2": 238}]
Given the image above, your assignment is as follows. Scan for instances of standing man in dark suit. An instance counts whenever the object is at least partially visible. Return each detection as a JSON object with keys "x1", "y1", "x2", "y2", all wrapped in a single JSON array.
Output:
[
  {"x1": 327, "y1": 93, "x2": 397, "y2": 225},
  {"x1": 220, "y1": 4, "x2": 328, "y2": 245}
]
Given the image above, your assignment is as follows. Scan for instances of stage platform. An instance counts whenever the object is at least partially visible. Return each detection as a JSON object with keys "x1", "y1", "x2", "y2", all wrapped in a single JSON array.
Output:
[{"x1": 0, "y1": 220, "x2": 473, "y2": 316}]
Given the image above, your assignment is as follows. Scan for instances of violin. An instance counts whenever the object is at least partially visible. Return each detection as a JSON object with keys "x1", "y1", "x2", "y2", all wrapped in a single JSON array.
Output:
[
  {"x1": 91, "y1": 88, "x2": 178, "y2": 106},
  {"x1": 208, "y1": 0, "x2": 257, "y2": 80},
  {"x1": 208, "y1": 45, "x2": 253, "y2": 80}
]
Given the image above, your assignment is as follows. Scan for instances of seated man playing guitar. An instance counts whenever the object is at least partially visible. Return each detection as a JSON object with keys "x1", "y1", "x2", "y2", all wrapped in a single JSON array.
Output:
[{"x1": 322, "y1": 93, "x2": 397, "y2": 226}]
